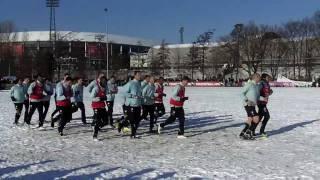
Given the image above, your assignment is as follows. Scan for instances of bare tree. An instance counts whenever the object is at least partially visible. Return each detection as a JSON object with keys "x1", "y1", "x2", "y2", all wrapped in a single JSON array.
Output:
[
  {"x1": 153, "y1": 39, "x2": 170, "y2": 77},
  {"x1": 196, "y1": 30, "x2": 214, "y2": 80},
  {"x1": 187, "y1": 42, "x2": 200, "y2": 80}
]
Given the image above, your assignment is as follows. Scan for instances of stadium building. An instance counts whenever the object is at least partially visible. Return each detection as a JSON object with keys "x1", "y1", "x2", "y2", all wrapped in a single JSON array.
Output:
[{"x1": 0, "y1": 31, "x2": 154, "y2": 80}]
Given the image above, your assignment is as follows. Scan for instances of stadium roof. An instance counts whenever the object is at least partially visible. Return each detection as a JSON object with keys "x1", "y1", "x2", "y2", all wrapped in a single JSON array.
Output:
[
  {"x1": 152, "y1": 42, "x2": 220, "y2": 49},
  {"x1": 5, "y1": 31, "x2": 155, "y2": 47}
]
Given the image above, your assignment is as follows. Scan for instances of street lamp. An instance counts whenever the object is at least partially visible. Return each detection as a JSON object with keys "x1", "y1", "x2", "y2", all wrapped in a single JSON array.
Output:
[
  {"x1": 104, "y1": 8, "x2": 109, "y2": 78},
  {"x1": 234, "y1": 23, "x2": 243, "y2": 83}
]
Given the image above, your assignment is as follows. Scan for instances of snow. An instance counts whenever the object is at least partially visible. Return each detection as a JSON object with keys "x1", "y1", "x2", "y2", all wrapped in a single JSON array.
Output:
[{"x1": 0, "y1": 87, "x2": 320, "y2": 179}]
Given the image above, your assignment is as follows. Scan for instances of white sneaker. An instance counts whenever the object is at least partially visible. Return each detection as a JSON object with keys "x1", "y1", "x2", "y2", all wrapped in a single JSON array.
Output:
[
  {"x1": 93, "y1": 137, "x2": 99, "y2": 142},
  {"x1": 177, "y1": 135, "x2": 187, "y2": 139},
  {"x1": 157, "y1": 124, "x2": 162, "y2": 134},
  {"x1": 38, "y1": 127, "x2": 45, "y2": 131}
]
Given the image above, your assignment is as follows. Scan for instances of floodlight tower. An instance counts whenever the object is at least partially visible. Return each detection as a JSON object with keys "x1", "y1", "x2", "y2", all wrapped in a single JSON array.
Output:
[
  {"x1": 179, "y1": 27, "x2": 184, "y2": 44},
  {"x1": 46, "y1": 0, "x2": 59, "y2": 51},
  {"x1": 46, "y1": 0, "x2": 59, "y2": 79}
]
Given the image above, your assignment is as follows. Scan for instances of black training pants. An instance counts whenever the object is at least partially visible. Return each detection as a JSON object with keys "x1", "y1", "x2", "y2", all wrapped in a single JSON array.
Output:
[{"x1": 160, "y1": 107, "x2": 185, "y2": 135}]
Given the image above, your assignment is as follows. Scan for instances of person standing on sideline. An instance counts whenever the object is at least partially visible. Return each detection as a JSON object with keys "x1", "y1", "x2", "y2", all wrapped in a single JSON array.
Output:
[
  {"x1": 91, "y1": 76, "x2": 108, "y2": 141},
  {"x1": 27, "y1": 74, "x2": 45, "y2": 128},
  {"x1": 141, "y1": 75, "x2": 150, "y2": 120},
  {"x1": 107, "y1": 75, "x2": 118, "y2": 128},
  {"x1": 42, "y1": 78, "x2": 54, "y2": 121},
  {"x1": 141, "y1": 76, "x2": 156, "y2": 133},
  {"x1": 55, "y1": 77, "x2": 73, "y2": 136},
  {"x1": 124, "y1": 71, "x2": 143, "y2": 139},
  {"x1": 154, "y1": 77, "x2": 166, "y2": 123},
  {"x1": 10, "y1": 78, "x2": 26, "y2": 125},
  {"x1": 22, "y1": 77, "x2": 31, "y2": 123},
  {"x1": 256, "y1": 73, "x2": 273, "y2": 137},
  {"x1": 51, "y1": 73, "x2": 70, "y2": 123},
  {"x1": 158, "y1": 76, "x2": 190, "y2": 139},
  {"x1": 239, "y1": 73, "x2": 261, "y2": 140},
  {"x1": 71, "y1": 77, "x2": 86, "y2": 124}
]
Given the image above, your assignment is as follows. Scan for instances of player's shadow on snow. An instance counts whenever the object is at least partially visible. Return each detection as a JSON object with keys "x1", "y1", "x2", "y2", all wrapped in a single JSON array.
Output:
[
  {"x1": 7, "y1": 163, "x2": 101, "y2": 180},
  {"x1": 185, "y1": 122, "x2": 244, "y2": 138},
  {"x1": 113, "y1": 168, "x2": 176, "y2": 180},
  {"x1": 66, "y1": 167, "x2": 120, "y2": 180},
  {"x1": 158, "y1": 115, "x2": 234, "y2": 136},
  {"x1": 0, "y1": 160, "x2": 54, "y2": 176},
  {"x1": 185, "y1": 110, "x2": 218, "y2": 116},
  {"x1": 267, "y1": 119, "x2": 320, "y2": 137}
]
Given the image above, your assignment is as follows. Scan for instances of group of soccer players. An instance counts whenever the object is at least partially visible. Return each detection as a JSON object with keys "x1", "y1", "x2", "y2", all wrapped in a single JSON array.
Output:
[{"x1": 9, "y1": 71, "x2": 190, "y2": 141}]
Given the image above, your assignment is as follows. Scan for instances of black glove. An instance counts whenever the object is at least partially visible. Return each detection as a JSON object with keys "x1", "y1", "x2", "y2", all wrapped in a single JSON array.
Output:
[
  {"x1": 163, "y1": 93, "x2": 167, "y2": 97},
  {"x1": 75, "y1": 91, "x2": 80, "y2": 96},
  {"x1": 11, "y1": 96, "x2": 16, "y2": 101},
  {"x1": 270, "y1": 89, "x2": 273, "y2": 95},
  {"x1": 182, "y1": 97, "x2": 189, "y2": 101},
  {"x1": 100, "y1": 97, "x2": 107, "y2": 101}
]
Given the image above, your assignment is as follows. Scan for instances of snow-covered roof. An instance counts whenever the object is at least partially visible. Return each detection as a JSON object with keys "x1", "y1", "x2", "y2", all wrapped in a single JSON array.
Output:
[
  {"x1": 5, "y1": 31, "x2": 155, "y2": 47},
  {"x1": 152, "y1": 42, "x2": 220, "y2": 49}
]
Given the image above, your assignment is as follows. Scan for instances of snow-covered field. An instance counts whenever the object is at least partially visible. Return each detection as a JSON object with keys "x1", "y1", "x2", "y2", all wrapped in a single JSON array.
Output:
[{"x1": 0, "y1": 87, "x2": 319, "y2": 179}]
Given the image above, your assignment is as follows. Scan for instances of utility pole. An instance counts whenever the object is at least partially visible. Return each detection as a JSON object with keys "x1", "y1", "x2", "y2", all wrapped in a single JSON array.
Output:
[
  {"x1": 234, "y1": 24, "x2": 243, "y2": 83},
  {"x1": 104, "y1": 8, "x2": 109, "y2": 79}
]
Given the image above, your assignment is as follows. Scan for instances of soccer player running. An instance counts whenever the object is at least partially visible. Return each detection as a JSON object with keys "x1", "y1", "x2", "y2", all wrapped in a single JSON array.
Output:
[
  {"x1": 117, "y1": 76, "x2": 133, "y2": 133},
  {"x1": 154, "y1": 77, "x2": 166, "y2": 123},
  {"x1": 141, "y1": 76, "x2": 157, "y2": 133},
  {"x1": 42, "y1": 78, "x2": 54, "y2": 121},
  {"x1": 51, "y1": 73, "x2": 70, "y2": 124},
  {"x1": 158, "y1": 76, "x2": 190, "y2": 139},
  {"x1": 107, "y1": 75, "x2": 118, "y2": 128},
  {"x1": 239, "y1": 73, "x2": 261, "y2": 140},
  {"x1": 256, "y1": 73, "x2": 273, "y2": 138},
  {"x1": 141, "y1": 75, "x2": 150, "y2": 120},
  {"x1": 87, "y1": 72, "x2": 106, "y2": 126},
  {"x1": 90, "y1": 76, "x2": 109, "y2": 141},
  {"x1": 22, "y1": 77, "x2": 31, "y2": 123},
  {"x1": 55, "y1": 77, "x2": 73, "y2": 136},
  {"x1": 124, "y1": 71, "x2": 143, "y2": 139},
  {"x1": 27, "y1": 74, "x2": 46, "y2": 128},
  {"x1": 10, "y1": 78, "x2": 26, "y2": 125},
  {"x1": 71, "y1": 77, "x2": 87, "y2": 125}
]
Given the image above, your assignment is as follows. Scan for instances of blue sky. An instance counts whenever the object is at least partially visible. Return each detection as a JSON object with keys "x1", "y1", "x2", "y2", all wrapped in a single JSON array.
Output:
[{"x1": 0, "y1": 0, "x2": 319, "y2": 44}]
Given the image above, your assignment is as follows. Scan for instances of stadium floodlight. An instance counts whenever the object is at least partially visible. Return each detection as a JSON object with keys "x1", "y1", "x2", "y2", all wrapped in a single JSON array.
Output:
[
  {"x1": 46, "y1": 0, "x2": 60, "y2": 79},
  {"x1": 46, "y1": 0, "x2": 60, "y2": 7}
]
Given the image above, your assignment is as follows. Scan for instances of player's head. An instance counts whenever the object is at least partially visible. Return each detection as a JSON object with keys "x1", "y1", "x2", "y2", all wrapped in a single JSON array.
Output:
[
  {"x1": 97, "y1": 72, "x2": 105, "y2": 79},
  {"x1": 158, "y1": 77, "x2": 164, "y2": 84},
  {"x1": 149, "y1": 76, "x2": 155, "y2": 84},
  {"x1": 64, "y1": 73, "x2": 71, "y2": 81},
  {"x1": 76, "y1": 77, "x2": 83, "y2": 85},
  {"x1": 261, "y1": 73, "x2": 272, "y2": 82},
  {"x1": 181, "y1": 76, "x2": 190, "y2": 86},
  {"x1": 144, "y1": 75, "x2": 150, "y2": 82},
  {"x1": 64, "y1": 77, "x2": 73, "y2": 86},
  {"x1": 16, "y1": 78, "x2": 23, "y2": 85},
  {"x1": 134, "y1": 71, "x2": 141, "y2": 81},
  {"x1": 44, "y1": 78, "x2": 51, "y2": 84},
  {"x1": 110, "y1": 75, "x2": 116, "y2": 82},
  {"x1": 251, "y1": 73, "x2": 261, "y2": 83},
  {"x1": 35, "y1": 74, "x2": 43, "y2": 83},
  {"x1": 99, "y1": 76, "x2": 107, "y2": 87},
  {"x1": 23, "y1": 77, "x2": 30, "y2": 84}
]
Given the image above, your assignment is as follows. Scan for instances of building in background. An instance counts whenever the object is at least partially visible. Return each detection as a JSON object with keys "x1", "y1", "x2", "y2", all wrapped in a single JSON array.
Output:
[{"x1": 0, "y1": 31, "x2": 153, "y2": 80}]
